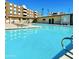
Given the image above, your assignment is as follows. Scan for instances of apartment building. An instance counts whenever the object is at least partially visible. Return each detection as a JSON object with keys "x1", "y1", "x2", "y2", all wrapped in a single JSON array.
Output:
[{"x1": 5, "y1": 2, "x2": 39, "y2": 24}]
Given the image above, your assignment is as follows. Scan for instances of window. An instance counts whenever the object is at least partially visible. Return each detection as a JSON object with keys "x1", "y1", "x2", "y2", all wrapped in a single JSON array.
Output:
[
  {"x1": 14, "y1": 12, "x2": 17, "y2": 14},
  {"x1": 14, "y1": 5, "x2": 16, "y2": 7},
  {"x1": 18, "y1": 11, "x2": 20, "y2": 13},
  {"x1": 5, "y1": 7, "x2": 6, "y2": 9},
  {"x1": 18, "y1": 13, "x2": 21, "y2": 15},
  {"x1": 10, "y1": 3, "x2": 12, "y2": 6},
  {"x1": 18, "y1": 6, "x2": 20, "y2": 8},
  {"x1": 10, "y1": 14, "x2": 12, "y2": 16},
  {"x1": 43, "y1": 19, "x2": 46, "y2": 21},
  {"x1": 23, "y1": 18, "x2": 26, "y2": 20},
  {"x1": 14, "y1": 8, "x2": 16, "y2": 11},
  {"x1": 10, "y1": 11, "x2": 12, "y2": 14},
  {"x1": 18, "y1": 9, "x2": 20, "y2": 11},
  {"x1": 10, "y1": 7, "x2": 12, "y2": 10},
  {"x1": 27, "y1": 15, "x2": 29, "y2": 17}
]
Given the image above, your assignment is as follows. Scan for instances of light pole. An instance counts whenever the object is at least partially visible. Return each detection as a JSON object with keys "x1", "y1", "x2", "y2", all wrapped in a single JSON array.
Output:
[{"x1": 41, "y1": 8, "x2": 44, "y2": 16}]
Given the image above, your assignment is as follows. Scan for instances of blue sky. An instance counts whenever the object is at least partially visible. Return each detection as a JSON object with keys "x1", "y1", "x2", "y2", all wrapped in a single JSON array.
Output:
[{"x1": 7, "y1": 0, "x2": 73, "y2": 16}]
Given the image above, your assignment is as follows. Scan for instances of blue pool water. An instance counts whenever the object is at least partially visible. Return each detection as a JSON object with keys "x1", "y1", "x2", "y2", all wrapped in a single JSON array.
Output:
[{"x1": 5, "y1": 24, "x2": 73, "y2": 59}]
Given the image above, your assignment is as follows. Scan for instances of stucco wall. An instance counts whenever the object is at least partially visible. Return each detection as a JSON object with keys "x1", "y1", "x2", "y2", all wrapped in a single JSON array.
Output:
[
  {"x1": 37, "y1": 15, "x2": 71, "y2": 25},
  {"x1": 37, "y1": 16, "x2": 61, "y2": 24},
  {"x1": 5, "y1": 18, "x2": 20, "y2": 24},
  {"x1": 61, "y1": 15, "x2": 70, "y2": 25},
  {"x1": 5, "y1": 18, "x2": 34, "y2": 24},
  {"x1": 10, "y1": 18, "x2": 20, "y2": 23},
  {"x1": 37, "y1": 17, "x2": 49, "y2": 23},
  {"x1": 54, "y1": 17, "x2": 61, "y2": 24}
]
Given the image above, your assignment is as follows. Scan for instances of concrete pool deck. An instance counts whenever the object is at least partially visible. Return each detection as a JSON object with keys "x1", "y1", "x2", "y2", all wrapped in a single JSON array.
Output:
[
  {"x1": 5, "y1": 23, "x2": 41, "y2": 30},
  {"x1": 5, "y1": 23, "x2": 72, "y2": 30}
]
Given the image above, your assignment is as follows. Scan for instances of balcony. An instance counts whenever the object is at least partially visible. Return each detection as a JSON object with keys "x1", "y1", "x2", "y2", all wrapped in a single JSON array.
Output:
[
  {"x1": 23, "y1": 13, "x2": 27, "y2": 15},
  {"x1": 23, "y1": 10, "x2": 27, "y2": 12}
]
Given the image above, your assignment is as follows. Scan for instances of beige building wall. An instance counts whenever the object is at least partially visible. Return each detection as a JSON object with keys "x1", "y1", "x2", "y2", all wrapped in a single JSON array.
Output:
[
  {"x1": 5, "y1": 2, "x2": 10, "y2": 20},
  {"x1": 37, "y1": 17, "x2": 49, "y2": 23},
  {"x1": 36, "y1": 14, "x2": 72, "y2": 25},
  {"x1": 37, "y1": 16, "x2": 61, "y2": 24},
  {"x1": 54, "y1": 17, "x2": 61, "y2": 24}
]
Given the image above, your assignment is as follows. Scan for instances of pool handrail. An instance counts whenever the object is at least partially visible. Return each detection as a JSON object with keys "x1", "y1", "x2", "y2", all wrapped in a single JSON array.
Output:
[{"x1": 61, "y1": 35, "x2": 73, "y2": 54}]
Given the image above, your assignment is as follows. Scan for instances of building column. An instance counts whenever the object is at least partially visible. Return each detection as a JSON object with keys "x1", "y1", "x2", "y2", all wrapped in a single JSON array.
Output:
[
  {"x1": 21, "y1": 18, "x2": 23, "y2": 23},
  {"x1": 5, "y1": 19, "x2": 6, "y2": 24},
  {"x1": 9, "y1": 18, "x2": 11, "y2": 24}
]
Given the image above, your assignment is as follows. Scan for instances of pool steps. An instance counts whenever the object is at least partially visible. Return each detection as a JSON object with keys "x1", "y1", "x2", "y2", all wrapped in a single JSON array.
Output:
[
  {"x1": 60, "y1": 35, "x2": 73, "y2": 59},
  {"x1": 60, "y1": 50, "x2": 73, "y2": 59},
  {"x1": 52, "y1": 35, "x2": 73, "y2": 59}
]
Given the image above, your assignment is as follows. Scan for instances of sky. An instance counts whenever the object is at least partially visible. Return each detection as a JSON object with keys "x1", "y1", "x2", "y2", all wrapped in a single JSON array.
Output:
[{"x1": 6, "y1": 0, "x2": 73, "y2": 16}]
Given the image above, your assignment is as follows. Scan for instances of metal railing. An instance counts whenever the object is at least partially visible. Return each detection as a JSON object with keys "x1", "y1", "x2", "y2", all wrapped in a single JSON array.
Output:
[{"x1": 61, "y1": 35, "x2": 73, "y2": 59}]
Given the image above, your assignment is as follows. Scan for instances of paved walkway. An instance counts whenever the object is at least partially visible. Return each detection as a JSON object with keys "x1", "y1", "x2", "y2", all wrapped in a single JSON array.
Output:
[{"x1": 5, "y1": 23, "x2": 41, "y2": 30}]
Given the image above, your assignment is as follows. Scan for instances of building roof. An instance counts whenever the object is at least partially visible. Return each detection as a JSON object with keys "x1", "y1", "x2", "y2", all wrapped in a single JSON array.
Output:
[{"x1": 38, "y1": 14, "x2": 73, "y2": 18}]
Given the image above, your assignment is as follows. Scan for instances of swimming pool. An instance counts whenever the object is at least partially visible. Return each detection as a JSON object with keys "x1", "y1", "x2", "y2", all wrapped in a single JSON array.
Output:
[{"x1": 5, "y1": 24, "x2": 73, "y2": 59}]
